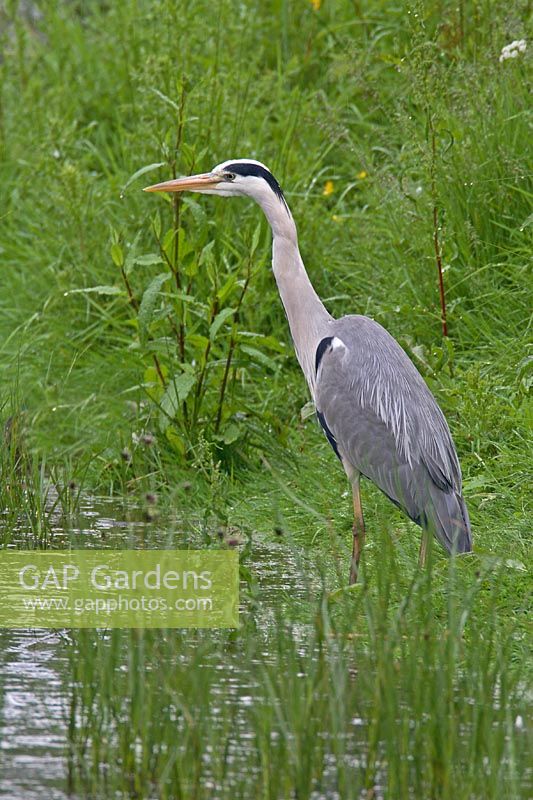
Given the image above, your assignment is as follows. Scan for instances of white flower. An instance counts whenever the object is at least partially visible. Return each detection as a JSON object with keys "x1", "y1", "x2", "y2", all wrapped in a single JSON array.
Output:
[{"x1": 499, "y1": 39, "x2": 527, "y2": 62}]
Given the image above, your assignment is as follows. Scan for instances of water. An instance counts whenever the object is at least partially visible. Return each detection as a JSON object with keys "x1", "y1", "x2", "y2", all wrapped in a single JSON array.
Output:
[
  {"x1": 0, "y1": 631, "x2": 70, "y2": 800},
  {"x1": 0, "y1": 497, "x2": 321, "y2": 799}
]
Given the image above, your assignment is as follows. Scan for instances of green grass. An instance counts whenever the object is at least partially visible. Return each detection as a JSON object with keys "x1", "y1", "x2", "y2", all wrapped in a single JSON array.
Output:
[{"x1": 0, "y1": 0, "x2": 531, "y2": 797}]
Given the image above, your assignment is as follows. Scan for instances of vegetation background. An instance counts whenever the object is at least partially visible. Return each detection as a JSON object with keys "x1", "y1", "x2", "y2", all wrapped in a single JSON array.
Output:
[{"x1": 0, "y1": 0, "x2": 531, "y2": 798}]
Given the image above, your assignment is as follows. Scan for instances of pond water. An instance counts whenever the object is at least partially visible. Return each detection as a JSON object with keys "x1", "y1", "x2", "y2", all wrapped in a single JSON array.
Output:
[{"x1": 0, "y1": 496, "x2": 321, "y2": 799}]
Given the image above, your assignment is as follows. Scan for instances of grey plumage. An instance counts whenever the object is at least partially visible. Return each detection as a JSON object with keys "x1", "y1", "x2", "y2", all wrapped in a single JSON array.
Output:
[
  {"x1": 144, "y1": 157, "x2": 473, "y2": 582},
  {"x1": 315, "y1": 316, "x2": 471, "y2": 554}
]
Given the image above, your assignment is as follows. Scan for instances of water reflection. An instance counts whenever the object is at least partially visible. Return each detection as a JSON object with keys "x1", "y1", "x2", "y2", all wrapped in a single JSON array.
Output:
[{"x1": 0, "y1": 630, "x2": 72, "y2": 800}]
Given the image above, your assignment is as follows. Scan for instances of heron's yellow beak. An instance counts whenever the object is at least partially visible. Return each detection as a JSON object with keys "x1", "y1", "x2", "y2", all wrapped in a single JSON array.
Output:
[{"x1": 143, "y1": 172, "x2": 222, "y2": 193}]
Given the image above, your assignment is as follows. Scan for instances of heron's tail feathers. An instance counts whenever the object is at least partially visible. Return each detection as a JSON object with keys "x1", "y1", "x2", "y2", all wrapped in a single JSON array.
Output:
[{"x1": 422, "y1": 485, "x2": 472, "y2": 554}]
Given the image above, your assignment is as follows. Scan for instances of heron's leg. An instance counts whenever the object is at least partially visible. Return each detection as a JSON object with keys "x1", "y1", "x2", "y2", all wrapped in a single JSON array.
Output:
[
  {"x1": 349, "y1": 477, "x2": 365, "y2": 585},
  {"x1": 418, "y1": 529, "x2": 430, "y2": 567}
]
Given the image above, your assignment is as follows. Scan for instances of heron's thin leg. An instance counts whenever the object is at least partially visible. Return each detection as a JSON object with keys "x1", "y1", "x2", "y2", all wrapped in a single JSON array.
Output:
[
  {"x1": 418, "y1": 529, "x2": 430, "y2": 567},
  {"x1": 349, "y1": 477, "x2": 365, "y2": 585}
]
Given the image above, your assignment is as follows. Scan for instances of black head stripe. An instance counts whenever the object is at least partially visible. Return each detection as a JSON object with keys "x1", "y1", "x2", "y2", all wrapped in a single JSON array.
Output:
[{"x1": 225, "y1": 162, "x2": 287, "y2": 205}]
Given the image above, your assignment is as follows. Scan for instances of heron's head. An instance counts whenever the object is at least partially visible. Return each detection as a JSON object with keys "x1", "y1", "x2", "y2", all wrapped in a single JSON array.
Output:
[{"x1": 144, "y1": 158, "x2": 289, "y2": 213}]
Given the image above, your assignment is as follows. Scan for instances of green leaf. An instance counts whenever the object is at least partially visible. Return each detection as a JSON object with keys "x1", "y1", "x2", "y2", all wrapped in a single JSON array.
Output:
[
  {"x1": 163, "y1": 228, "x2": 176, "y2": 249},
  {"x1": 152, "y1": 211, "x2": 162, "y2": 239},
  {"x1": 217, "y1": 275, "x2": 237, "y2": 304},
  {"x1": 121, "y1": 162, "x2": 165, "y2": 195},
  {"x1": 240, "y1": 345, "x2": 279, "y2": 371},
  {"x1": 138, "y1": 273, "x2": 170, "y2": 344},
  {"x1": 199, "y1": 240, "x2": 215, "y2": 267},
  {"x1": 300, "y1": 401, "x2": 316, "y2": 421},
  {"x1": 144, "y1": 364, "x2": 168, "y2": 385},
  {"x1": 160, "y1": 373, "x2": 196, "y2": 418},
  {"x1": 178, "y1": 227, "x2": 194, "y2": 259},
  {"x1": 183, "y1": 254, "x2": 198, "y2": 278},
  {"x1": 163, "y1": 228, "x2": 176, "y2": 261},
  {"x1": 66, "y1": 285, "x2": 123, "y2": 296},
  {"x1": 124, "y1": 231, "x2": 142, "y2": 275},
  {"x1": 134, "y1": 254, "x2": 164, "y2": 267},
  {"x1": 210, "y1": 307, "x2": 236, "y2": 340},
  {"x1": 111, "y1": 243, "x2": 124, "y2": 267},
  {"x1": 250, "y1": 222, "x2": 261, "y2": 255},
  {"x1": 143, "y1": 363, "x2": 168, "y2": 401},
  {"x1": 462, "y1": 475, "x2": 491, "y2": 492},
  {"x1": 505, "y1": 559, "x2": 526, "y2": 572},
  {"x1": 519, "y1": 212, "x2": 533, "y2": 230},
  {"x1": 222, "y1": 422, "x2": 241, "y2": 445},
  {"x1": 261, "y1": 335, "x2": 286, "y2": 353},
  {"x1": 237, "y1": 331, "x2": 286, "y2": 353},
  {"x1": 170, "y1": 293, "x2": 205, "y2": 307},
  {"x1": 149, "y1": 88, "x2": 180, "y2": 113},
  {"x1": 188, "y1": 334, "x2": 210, "y2": 351},
  {"x1": 165, "y1": 425, "x2": 186, "y2": 455},
  {"x1": 328, "y1": 584, "x2": 362, "y2": 603}
]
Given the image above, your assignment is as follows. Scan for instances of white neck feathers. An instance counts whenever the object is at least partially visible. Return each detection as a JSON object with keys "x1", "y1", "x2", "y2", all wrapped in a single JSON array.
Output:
[{"x1": 252, "y1": 187, "x2": 333, "y2": 395}]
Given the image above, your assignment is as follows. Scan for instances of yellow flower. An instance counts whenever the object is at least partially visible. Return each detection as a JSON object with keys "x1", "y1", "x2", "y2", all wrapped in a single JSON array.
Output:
[
  {"x1": 309, "y1": 0, "x2": 321, "y2": 9},
  {"x1": 357, "y1": 170, "x2": 367, "y2": 180},
  {"x1": 323, "y1": 180, "x2": 334, "y2": 196}
]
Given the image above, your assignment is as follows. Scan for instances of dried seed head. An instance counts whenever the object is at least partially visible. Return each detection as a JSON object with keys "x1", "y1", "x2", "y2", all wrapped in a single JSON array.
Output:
[{"x1": 121, "y1": 448, "x2": 132, "y2": 463}]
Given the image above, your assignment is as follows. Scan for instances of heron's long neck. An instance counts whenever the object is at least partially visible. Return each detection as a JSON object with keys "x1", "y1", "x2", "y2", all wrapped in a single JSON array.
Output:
[{"x1": 258, "y1": 194, "x2": 333, "y2": 395}]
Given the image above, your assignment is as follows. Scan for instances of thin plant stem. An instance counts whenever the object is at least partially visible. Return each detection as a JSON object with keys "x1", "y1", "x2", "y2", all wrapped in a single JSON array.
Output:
[
  {"x1": 119, "y1": 263, "x2": 166, "y2": 387},
  {"x1": 170, "y1": 83, "x2": 187, "y2": 363},
  {"x1": 214, "y1": 256, "x2": 253, "y2": 432},
  {"x1": 192, "y1": 298, "x2": 219, "y2": 428},
  {"x1": 430, "y1": 120, "x2": 448, "y2": 338}
]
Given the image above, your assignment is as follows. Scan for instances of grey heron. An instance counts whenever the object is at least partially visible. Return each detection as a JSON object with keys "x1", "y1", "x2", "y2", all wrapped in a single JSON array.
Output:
[{"x1": 145, "y1": 159, "x2": 472, "y2": 583}]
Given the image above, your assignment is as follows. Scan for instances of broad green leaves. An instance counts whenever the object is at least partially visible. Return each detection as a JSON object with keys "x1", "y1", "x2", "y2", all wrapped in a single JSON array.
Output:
[
  {"x1": 138, "y1": 274, "x2": 170, "y2": 345},
  {"x1": 160, "y1": 373, "x2": 196, "y2": 423},
  {"x1": 113, "y1": 210, "x2": 284, "y2": 461},
  {"x1": 210, "y1": 308, "x2": 236, "y2": 340}
]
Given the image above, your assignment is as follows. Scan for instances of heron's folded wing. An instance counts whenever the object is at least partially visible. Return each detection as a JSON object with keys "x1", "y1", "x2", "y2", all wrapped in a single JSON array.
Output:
[
  {"x1": 316, "y1": 371, "x2": 422, "y2": 521},
  {"x1": 314, "y1": 317, "x2": 463, "y2": 518}
]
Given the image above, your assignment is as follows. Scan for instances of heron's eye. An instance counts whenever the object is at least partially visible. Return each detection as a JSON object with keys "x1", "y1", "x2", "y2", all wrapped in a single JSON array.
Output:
[{"x1": 224, "y1": 172, "x2": 236, "y2": 182}]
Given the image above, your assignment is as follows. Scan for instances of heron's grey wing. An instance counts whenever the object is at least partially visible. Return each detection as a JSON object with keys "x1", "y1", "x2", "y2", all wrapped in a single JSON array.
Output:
[{"x1": 315, "y1": 316, "x2": 471, "y2": 553}]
